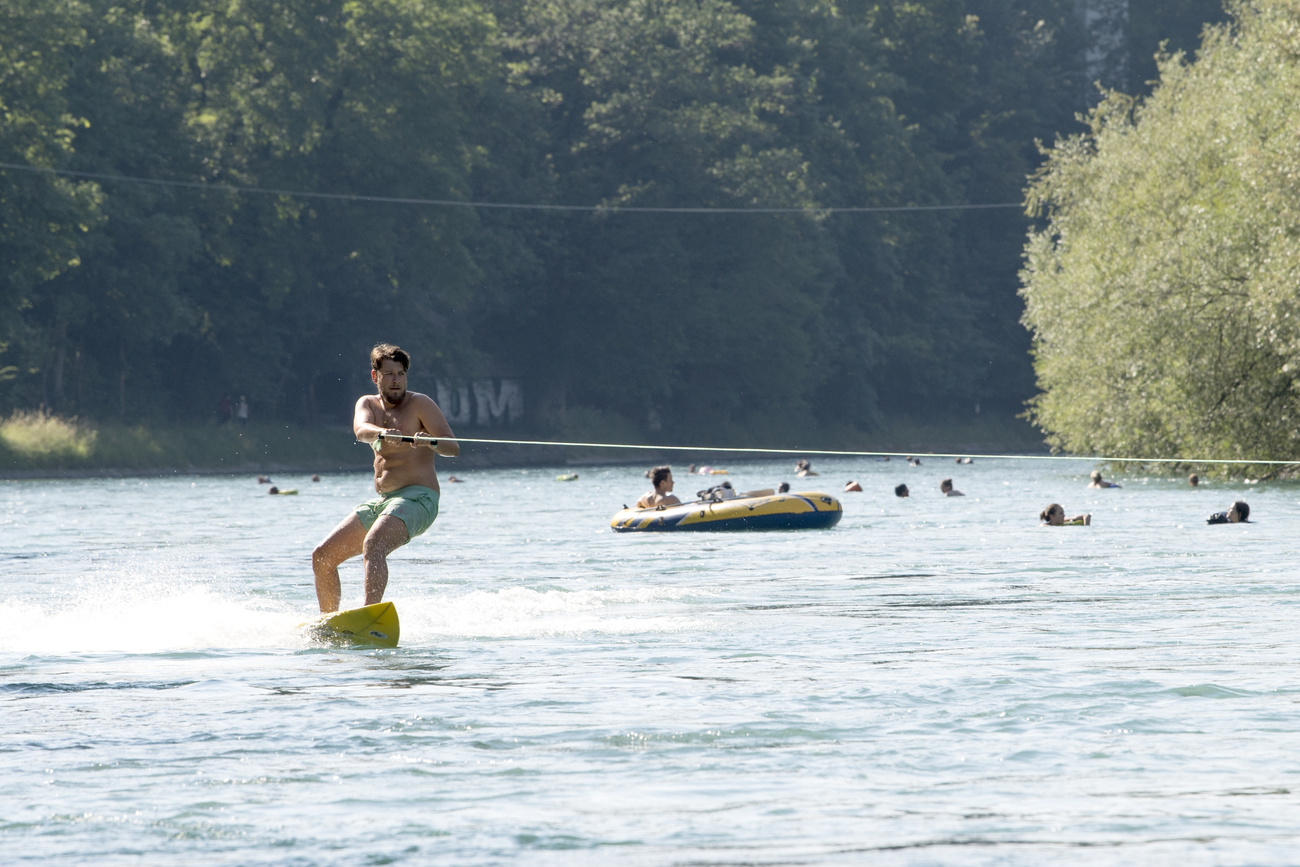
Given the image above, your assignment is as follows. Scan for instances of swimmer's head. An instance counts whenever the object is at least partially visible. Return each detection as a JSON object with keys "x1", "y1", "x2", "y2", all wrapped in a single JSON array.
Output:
[
  {"x1": 650, "y1": 465, "x2": 673, "y2": 490},
  {"x1": 1230, "y1": 500, "x2": 1250, "y2": 522},
  {"x1": 1188, "y1": 473, "x2": 1199, "y2": 487},
  {"x1": 778, "y1": 481, "x2": 790, "y2": 493},
  {"x1": 940, "y1": 478, "x2": 953, "y2": 492},
  {"x1": 1089, "y1": 470, "x2": 1102, "y2": 483},
  {"x1": 1040, "y1": 503, "x2": 1064, "y2": 525},
  {"x1": 894, "y1": 484, "x2": 909, "y2": 498}
]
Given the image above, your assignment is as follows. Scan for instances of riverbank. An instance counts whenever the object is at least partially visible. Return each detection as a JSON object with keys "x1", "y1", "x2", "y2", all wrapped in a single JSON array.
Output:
[{"x1": 0, "y1": 411, "x2": 1048, "y2": 480}]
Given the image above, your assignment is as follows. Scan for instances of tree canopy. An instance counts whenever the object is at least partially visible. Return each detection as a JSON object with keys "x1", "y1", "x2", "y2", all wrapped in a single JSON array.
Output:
[
  {"x1": 0, "y1": 0, "x2": 1234, "y2": 441},
  {"x1": 1021, "y1": 0, "x2": 1300, "y2": 463}
]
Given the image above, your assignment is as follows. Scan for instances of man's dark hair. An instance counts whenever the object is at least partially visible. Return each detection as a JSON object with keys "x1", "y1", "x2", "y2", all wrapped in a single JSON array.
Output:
[
  {"x1": 1233, "y1": 500, "x2": 1250, "y2": 521},
  {"x1": 371, "y1": 343, "x2": 411, "y2": 371},
  {"x1": 894, "y1": 484, "x2": 908, "y2": 497},
  {"x1": 651, "y1": 465, "x2": 672, "y2": 488}
]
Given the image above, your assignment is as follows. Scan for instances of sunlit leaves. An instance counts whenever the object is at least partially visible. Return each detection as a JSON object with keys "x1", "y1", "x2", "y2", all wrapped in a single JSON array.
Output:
[{"x1": 1021, "y1": 0, "x2": 1300, "y2": 463}]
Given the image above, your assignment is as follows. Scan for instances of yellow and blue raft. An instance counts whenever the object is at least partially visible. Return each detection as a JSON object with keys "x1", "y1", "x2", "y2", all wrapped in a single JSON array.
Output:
[{"x1": 611, "y1": 489, "x2": 842, "y2": 532}]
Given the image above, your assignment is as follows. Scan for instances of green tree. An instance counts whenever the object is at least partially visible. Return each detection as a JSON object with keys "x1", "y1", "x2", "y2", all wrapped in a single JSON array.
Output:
[
  {"x1": 0, "y1": 0, "x2": 103, "y2": 402},
  {"x1": 1021, "y1": 0, "x2": 1300, "y2": 464},
  {"x1": 483, "y1": 0, "x2": 838, "y2": 433}
]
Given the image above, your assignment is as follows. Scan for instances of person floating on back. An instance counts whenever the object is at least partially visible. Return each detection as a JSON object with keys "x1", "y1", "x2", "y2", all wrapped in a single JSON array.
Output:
[
  {"x1": 1040, "y1": 504, "x2": 1090, "y2": 525},
  {"x1": 940, "y1": 478, "x2": 964, "y2": 497},
  {"x1": 1088, "y1": 470, "x2": 1121, "y2": 489},
  {"x1": 1207, "y1": 501, "x2": 1250, "y2": 524},
  {"x1": 310, "y1": 343, "x2": 459, "y2": 614},
  {"x1": 637, "y1": 466, "x2": 682, "y2": 509}
]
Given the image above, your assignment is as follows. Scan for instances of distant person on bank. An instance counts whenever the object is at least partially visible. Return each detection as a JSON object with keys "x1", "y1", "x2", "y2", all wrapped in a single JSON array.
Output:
[
  {"x1": 1207, "y1": 501, "x2": 1250, "y2": 524},
  {"x1": 1088, "y1": 470, "x2": 1120, "y2": 489},
  {"x1": 940, "y1": 478, "x2": 964, "y2": 497},
  {"x1": 637, "y1": 466, "x2": 682, "y2": 509},
  {"x1": 236, "y1": 395, "x2": 249, "y2": 425},
  {"x1": 311, "y1": 343, "x2": 458, "y2": 614},
  {"x1": 1040, "y1": 504, "x2": 1090, "y2": 526}
]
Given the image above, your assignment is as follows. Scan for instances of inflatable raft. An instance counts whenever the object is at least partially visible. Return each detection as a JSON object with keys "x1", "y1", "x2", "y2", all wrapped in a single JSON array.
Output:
[{"x1": 611, "y1": 489, "x2": 842, "y2": 532}]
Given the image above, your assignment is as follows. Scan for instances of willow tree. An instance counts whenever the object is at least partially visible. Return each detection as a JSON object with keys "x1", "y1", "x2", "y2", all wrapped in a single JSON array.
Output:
[{"x1": 1020, "y1": 0, "x2": 1300, "y2": 465}]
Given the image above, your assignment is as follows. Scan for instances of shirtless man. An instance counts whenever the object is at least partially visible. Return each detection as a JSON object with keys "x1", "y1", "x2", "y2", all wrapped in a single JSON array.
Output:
[
  {"x1": 311, "y1": 344, "x2": 458, "y2": 613},
  {"x1": 636, "y1": 466, "x2": 681, "y2": 509}
]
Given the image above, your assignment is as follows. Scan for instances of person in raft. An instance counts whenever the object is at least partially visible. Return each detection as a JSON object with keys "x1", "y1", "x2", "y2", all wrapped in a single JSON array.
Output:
[
  {"x1": 940, "y1": 478, "x2": 964, "y2": 496},
  {"x1": 1207, "y1": 501, "x2": 1250, "y2": 524},
  {"x1": 1040, "y1": 504, "x2": 1090, "y2": 525},
  {"x1": 310, "y1": 343, "x2": 458, "y2": 614},
  {"x1": 637, "y1": 465, "x2": 682, "y2": 509},
  {"x1": 1088, "y1": 470, "x2": 1121, "y2": 489}
]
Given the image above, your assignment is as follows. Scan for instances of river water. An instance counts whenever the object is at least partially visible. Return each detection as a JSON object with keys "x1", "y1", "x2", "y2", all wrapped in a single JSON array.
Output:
[{"x1": 2, "y1": 458, "x2": 1299, "y2": 865}]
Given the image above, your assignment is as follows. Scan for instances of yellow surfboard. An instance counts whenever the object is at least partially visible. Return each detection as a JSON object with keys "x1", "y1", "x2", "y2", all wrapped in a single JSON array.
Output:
[{"x1": 305, "y1": 601, "x2": 400, "y2": 648}]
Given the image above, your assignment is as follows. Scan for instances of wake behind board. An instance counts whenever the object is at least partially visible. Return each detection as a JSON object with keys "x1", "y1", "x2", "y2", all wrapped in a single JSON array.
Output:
[{"x1": 305, "y1": 601, "x2": 400, "y2": 648}]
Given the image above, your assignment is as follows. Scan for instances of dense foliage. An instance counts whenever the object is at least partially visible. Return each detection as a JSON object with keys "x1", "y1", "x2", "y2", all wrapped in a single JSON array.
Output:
[
  {"x1": 0, "y1": 0, "x2": 1226, "y2": 439},
  {"x1": 1022, "y1": 0, "x2": 1300, "y2": 462}
]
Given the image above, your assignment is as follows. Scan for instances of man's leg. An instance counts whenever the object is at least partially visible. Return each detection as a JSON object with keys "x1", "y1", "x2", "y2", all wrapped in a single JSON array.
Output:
[
  {"x1": 362, "y1": 515, "x2": 410, "y2": 605},
  {"x1": 312, "y1": 514, "x2": 367, "y2": 613}
]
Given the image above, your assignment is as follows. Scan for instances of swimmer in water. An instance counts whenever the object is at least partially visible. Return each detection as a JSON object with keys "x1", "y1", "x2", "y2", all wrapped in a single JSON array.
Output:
[
  {"x1": 940, "y1": 478, "x2": 964, "y2": 497},
  {"x1": 1206, "y1": 501, "x2": 1250, "y2": 524},
  {"x1": 637, "y1": 465, "x2": 682, "y2": 509},
  {"x1": 795, "y1": 459, "x2": 817, "y2": 477},
  {"x1": 1040, "y1": 504, "x2": 1090, "y2": 526},
  {"x1": 1088, "y1": 470, "x2": 1121, "y2": 489},
  {"x1": 1188, "y1": 473, "x2": 1199, "y2": 487},
  {"x1": 895, "y1": 484, "x2": 909, "y2": 497},
  {"x1": 844, "y1": 480, "x2": 862, "y2": 492},
  {"x1": 778, "y1": 481, "x2": 790, "y2": 493}
]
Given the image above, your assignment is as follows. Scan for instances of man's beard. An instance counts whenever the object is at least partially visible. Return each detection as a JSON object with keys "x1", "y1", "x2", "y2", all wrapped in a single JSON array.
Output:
[{"x1": 382, "y1": 387, "x2": 407, "y2": 406}]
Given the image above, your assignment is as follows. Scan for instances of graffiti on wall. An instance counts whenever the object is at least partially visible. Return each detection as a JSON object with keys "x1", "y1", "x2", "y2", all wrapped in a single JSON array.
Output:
[{"x1": 436, "y1": 379, "x2": 524, "y2": 426}]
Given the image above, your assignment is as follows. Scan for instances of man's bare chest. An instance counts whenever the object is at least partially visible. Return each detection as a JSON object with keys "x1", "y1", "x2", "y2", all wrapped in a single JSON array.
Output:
[{"x1": 369, "y1": 399, "x2": 424, "y2": 433}]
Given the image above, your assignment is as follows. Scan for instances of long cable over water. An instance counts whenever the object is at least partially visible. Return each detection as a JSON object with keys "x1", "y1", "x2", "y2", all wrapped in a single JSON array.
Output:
[
  {"x1": 427, "y1": 435, "x2": 1300, "y2": 466},
  {"x1": 0, "y1": 161, "x2": 1023, "y2": 215}
]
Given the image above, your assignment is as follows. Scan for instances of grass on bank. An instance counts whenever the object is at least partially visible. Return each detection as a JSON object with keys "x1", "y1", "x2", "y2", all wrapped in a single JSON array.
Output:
[
  {"x1": 0, "y1": 411, "x2": 369, "y2": 474},
  {"x1": 0, "y1": 408, "x2": 1051, "y2": 477}
]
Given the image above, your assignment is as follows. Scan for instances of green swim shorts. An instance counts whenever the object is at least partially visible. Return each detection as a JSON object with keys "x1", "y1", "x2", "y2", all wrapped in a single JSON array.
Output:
[{"x1": 354, "y1": 485, "x2": 440, "y2": 539}]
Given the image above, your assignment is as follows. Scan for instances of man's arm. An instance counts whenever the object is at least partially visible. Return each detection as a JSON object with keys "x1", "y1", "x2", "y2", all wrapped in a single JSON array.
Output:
[
  {"x1": 418, "y1": 395, "x2": 460, "y2": 457},
  {"x1": 353, "y1": 397, "x2": 386, "y2": 443}
]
